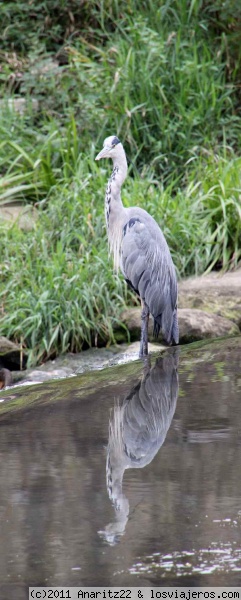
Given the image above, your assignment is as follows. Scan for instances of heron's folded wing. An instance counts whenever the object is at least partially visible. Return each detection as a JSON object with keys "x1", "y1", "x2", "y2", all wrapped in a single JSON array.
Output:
[{"x1": 121, "y1": 217, "x2": 177, "y2": 318}]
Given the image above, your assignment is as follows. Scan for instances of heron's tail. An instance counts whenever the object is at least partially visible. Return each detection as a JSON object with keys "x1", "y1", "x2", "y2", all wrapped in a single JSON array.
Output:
[
  {"x1": 153, "y1": 306, "x2": 179, "y2": 345},
  {"x1": 153, "y1": 317, "x2": 161, "y2": 339},
  {"x1": 171, "y1": 308, "x2": 179, "y2": 344}
]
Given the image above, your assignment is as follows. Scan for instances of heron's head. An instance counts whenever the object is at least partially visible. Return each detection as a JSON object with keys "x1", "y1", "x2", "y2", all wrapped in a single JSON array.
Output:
[{"x1": 95, "y1": 135, "x2": 122, "y2": 161}]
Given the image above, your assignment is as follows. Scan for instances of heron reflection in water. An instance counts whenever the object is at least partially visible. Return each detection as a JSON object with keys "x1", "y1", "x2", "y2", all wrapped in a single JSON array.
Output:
[{"x1": 99, "y1": 348, "x2": 179, "y2": 545}]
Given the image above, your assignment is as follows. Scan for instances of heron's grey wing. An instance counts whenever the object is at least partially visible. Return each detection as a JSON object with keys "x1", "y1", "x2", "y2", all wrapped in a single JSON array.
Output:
[
  {"x1": 121, "y1": 216, "x2": 178, "y2": 342},
  {"x1": 122, "y1": 350, "x2": 179, "y2": 467}
]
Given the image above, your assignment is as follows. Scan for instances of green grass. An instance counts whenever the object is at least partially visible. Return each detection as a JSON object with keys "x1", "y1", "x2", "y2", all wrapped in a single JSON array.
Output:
[
  {"x1": 1, "y1": 1, "x2": 241, "y2": 181},
  {"x1": 0, "y1": 0, "x2": 241, "y2": 365},
  {"x1": 0, "y1": 165, "x2": 130, "y2": 365}
]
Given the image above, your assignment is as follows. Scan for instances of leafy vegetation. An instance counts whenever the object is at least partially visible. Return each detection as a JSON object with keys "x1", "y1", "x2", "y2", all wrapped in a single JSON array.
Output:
[{"x1": 0, "y1": 0, "x2": 241, "y2": 364}]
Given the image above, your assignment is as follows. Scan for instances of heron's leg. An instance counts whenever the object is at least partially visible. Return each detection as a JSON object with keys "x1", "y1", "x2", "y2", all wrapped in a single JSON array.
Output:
[
  {"x1": 142, "y1": 354, "x2": 151, "y2": 380},
  {"x1": 139, "y1": 300, "x2": 149, "y2": 357}
]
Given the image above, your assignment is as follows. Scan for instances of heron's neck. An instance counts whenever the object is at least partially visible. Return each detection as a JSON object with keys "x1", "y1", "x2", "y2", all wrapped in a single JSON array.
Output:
[
  {"x1": 106, "y1": 442, "x2": 129, "y2": 519},
  {"x1": 105, "y1": 154, "x2": 127, "y2": 225},
  {"x1": 105, "y1": 152, "x2": 128, "y2": 270}
]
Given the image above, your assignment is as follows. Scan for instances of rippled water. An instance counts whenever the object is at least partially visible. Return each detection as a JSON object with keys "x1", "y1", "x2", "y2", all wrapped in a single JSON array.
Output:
[{"x1": 0, "y1": 337, "x2": 241, "y2": 598}]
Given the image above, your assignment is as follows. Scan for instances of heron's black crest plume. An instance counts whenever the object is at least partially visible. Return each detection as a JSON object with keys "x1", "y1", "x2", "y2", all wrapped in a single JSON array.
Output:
[{"x1": 112, "y1": 136, "x2": 120, "y2": 146}]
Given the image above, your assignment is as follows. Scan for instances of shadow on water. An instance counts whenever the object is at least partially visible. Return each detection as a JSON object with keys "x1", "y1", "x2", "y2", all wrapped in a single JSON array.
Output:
[
  {"x1": 100, "y1": 349, "x2": 179, "y2": 544},
  {"x1": 0, "y1": 337, "x2": 241, "y2": 597}
]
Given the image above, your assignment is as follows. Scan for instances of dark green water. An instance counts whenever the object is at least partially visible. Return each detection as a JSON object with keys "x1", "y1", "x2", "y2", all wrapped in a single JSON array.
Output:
[{"x1": 0, "y1": 337, "x2": 241, "y2": 599}]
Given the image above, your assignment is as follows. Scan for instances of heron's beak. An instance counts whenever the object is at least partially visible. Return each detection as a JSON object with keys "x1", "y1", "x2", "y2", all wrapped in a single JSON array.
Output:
[{"x1": 95, "y1": 146, "x2": 111, "y2": 160}]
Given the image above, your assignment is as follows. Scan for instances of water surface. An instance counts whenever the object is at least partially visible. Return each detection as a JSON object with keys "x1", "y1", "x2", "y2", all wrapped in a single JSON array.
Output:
[{"x1": 0, "y1": 337, "x2": 241, "y2": 598}]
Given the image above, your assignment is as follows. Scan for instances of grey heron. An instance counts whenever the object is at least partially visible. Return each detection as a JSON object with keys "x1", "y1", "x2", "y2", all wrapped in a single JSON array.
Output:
[
  {"x1": 95, "y1": 135, "x2": 179, "y2": 356},
  {"x1": 99, "y1": 348, "x2": 179, "y2": 544}
]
